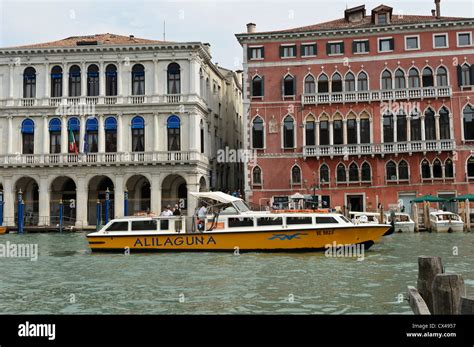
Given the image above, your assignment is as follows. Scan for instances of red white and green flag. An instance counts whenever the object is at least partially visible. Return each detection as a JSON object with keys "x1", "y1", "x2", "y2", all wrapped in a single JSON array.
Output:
[{"x1": 68, "y1": 128, "x2": 78, "y2": 154}]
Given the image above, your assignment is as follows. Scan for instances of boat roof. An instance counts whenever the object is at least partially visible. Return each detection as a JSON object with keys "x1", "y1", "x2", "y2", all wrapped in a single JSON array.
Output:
[
  {"x1": 349, "y1": 211, "x2": 380, "y2": 216},
  {"x1": 190, "y1": 191, "x2": 243, "y2": 204},
  {"x1": 430, "y1": 210, "x2": 458, "y2": 215}
]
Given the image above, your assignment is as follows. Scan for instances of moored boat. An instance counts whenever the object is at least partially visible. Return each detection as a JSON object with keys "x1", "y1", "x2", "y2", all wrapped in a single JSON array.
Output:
[
  {"x1": 429, "y1": 211, "x2": 464, "y2": 233},
  {"x1": 87, "y1": 192, "x2": 390, "y2": 252}
]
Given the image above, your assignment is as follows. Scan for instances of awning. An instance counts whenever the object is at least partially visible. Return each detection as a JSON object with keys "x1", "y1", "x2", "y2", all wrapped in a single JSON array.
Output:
[
  {"x1": 410, "y1": 195, "x2": 447, "y2": 203},
  {"x1": 190, "y1": 192, "x2": 242, "y2": 204},
  {"x1": 450, "y1": 194, "x2": 474, "y2": 202}
]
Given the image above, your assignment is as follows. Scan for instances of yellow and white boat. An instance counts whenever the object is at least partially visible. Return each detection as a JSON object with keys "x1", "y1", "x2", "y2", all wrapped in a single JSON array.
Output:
[{"x1": 87, "y1": 192, "x2": 390, "y2": 253}]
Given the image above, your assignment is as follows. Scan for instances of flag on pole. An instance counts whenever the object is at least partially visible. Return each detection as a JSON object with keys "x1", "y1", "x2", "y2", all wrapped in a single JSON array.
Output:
[
  {"x1": 83, "y1": 132, "x2": 89, "y2": 154},
  {"x1": 69, "y1": 128, "x2": 78, "y2": 154}
]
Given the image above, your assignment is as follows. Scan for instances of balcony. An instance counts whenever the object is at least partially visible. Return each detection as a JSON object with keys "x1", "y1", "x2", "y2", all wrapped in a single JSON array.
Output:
[
  {"x1": 0, "y1": 151, "x2": 209, "y2": 168},
  {"x1": 301, "y1": 86, "x2": 452, "y2": 105},
  {"x1": 303, "y1": 140, "x2": 456, "y2": 158}
]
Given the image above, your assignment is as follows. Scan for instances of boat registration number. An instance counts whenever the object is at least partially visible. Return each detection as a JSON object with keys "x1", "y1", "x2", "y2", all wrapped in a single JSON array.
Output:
[{"x1": 316, "y1": 229, "x2": 334, "y2": 236}]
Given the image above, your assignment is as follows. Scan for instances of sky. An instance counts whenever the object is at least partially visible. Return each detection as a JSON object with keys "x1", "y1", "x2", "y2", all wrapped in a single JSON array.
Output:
[{"x1": 0, "y1": 0, "x2": 472, "y2": 69}]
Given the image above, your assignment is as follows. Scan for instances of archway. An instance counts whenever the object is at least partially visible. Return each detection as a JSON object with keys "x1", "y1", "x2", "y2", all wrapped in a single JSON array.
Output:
[
  {"x1": 125, "y1": 175, "x2": 151, "y2": 215},
  {"x1": 88, "y1": 176, "x2": 114, "y2": 225},
  {"x1": 161, "y1": 174, "x2": 187, "y2": 213},
  {"x1": 199, "y1": 176, "x2": 208, "y2": 192},
  {"x1": 50, "y1": 177, "x2": 77, "y2": 226},
  {"x1": 14, "y1": 177, "x2": 39, "y2": 226}
]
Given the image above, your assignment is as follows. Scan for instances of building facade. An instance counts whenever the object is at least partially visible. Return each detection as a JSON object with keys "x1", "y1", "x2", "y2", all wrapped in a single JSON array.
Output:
[
  {"x1": 236, "y1": 3, "x2": 474, "y2": 213},
  {"x1": 0, "y1": 33, "x2": 243, "y2": 227}
]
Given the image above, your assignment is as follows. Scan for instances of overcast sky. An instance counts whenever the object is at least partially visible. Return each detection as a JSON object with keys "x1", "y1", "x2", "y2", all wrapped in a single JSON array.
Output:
[{"x1": 0, "y1": 0, "x2": 472, "y2": 69}]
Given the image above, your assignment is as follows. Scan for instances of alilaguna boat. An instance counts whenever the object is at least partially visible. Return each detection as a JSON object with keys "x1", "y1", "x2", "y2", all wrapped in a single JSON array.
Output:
[{"x1": 87, "y1": 192, "x2": 390, "y2": 252}]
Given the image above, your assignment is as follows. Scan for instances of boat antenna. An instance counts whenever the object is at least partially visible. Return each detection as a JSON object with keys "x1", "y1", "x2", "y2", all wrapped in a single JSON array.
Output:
[{"x1": 163, "y1": 20, "x2": 166, "y2": 41}]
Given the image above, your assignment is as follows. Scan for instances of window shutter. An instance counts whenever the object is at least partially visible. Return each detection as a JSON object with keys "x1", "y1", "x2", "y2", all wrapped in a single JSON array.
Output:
[
  {"x1": 365, "y1": 40, "x2": 370, "y2": 52},
  {"x1": 340, "y1": 42, "x2": 345, "y2": 54},
  {"x1": 293, "y1": 76, "x2": 296, "y2": 96},
  {"x1": 293, "y1": 45, "x2": 297, "y2": 57},
  {"x1": 352, "y1": 41, "x2": 357, "y2": 53},
  {"x1": 261, "y1": 76, "x2": 264, "y2": 97},
  {"x1": 247, "y1": 47, "x2": 252, "y2": 60},
  {"x1": 261, "y1": 47, "x2": 265, "y2": 59},
  {"x1": 314, "y1": 43, "x2": 317, "y2": 55},
  {"x1": 281, "y1": 76, "x2": 285, "y2": 96},
  {"x1": 326, "y1": 42, "x2": 331, "y2": 55},
  {"x1": 389, "y1": 38, "x2": 394, "y2": 51},
  {"x1": 280, "y1": 46, "x2": 284, "y2": 58},
  {"x1": 470, "y1": 65, "x2": 474, "y2": 85},
  {"x1": 457, "y1": 65, "x2": 463, "y2": 86},
  {"x1": 250, "y1": 76, "x2": 254, "y2": 96}
]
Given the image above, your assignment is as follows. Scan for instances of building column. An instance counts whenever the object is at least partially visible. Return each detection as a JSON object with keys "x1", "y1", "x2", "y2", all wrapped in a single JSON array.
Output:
[
  {"x1": 421, "y1": 116, "x2": 426, "y2": 141},
  {"x1": 315, "y1": 121, "x2": 320, "y2": 146},
  {"x1": 44, "y1": 62, "x2": 50, "y2": 99},
  {"x1": 117, "y1": 61, "x2": 123, "y2": 96},
  {"x1": 7, "y1": 115, "x2": 13, "y2": 155},
  {"x1": 61, "y1": 116, "x2": 68, "y2": 154},
  {"x1": 42, "y1": 115, "x2": 49, "y2": 155},
  {"x1": 79, "y1": 115, "x2": 86, "y2": 153},
  {"x1": 75, "y1": 176, "x2": 88, "y2": 227},
  {"x1": 153, "y1": 59, "x2": 159, "y2": 96},
  {"x1": 98, "y1": 114, "x2": 105, "y2": 153},
  {"x1": 62, "y1": 63, "x2": 69, "y2": 97},
  {"x1": 114, "y1": 175, "x2": 124, "y2": 219},
  {"x1": 186, "y1": 180, "x2": 200, "y2": 217},
  {"x1": 117, "y1": 113, "x2": 123, "y2": 152},
  {"x1": 153, "y1": 113, "x2": 159, "y2": 152},
  {"x1": 342, "y1": 119, "x2": 348, "y2": 144},
  {"x1": 406, "y1": 115, "x2": 411, "y2": 141},
  {"x1": 38, "y1": 176, "x2": 50, "y2": 226},
  {"x1": 449, "y1": 114, "x2": 454, "y2": 140},
  {"x1": 393, "y1": 115, "x2": 397, "y2": 142},
  {"x1": 434, "y1": 113, "x2": 440, "y2": 140},
  {"x1": 329, "y1": 121, "x2": 334, "y2": 145},
  {"x1": 189, "y1": 113, "x2": 199, "y2": 152},
  {"x1": 99, "y1": 61, "x2": 105, "y2": 97},
  {"x1": 9, "y1": 64, "x2": 14, "y2": 99},
  {"x1": 3, "y1": 177, "x2": 15, "y2": 226},
  {"x1": 150, "y1": 174, "x2": 161, "y2": 215},
  {"x1": 356, "y1": 119, "x2": 361, "y2": 144},
  {"x1": 81, "y1": 62, "x2": 87, "y2": 97}
]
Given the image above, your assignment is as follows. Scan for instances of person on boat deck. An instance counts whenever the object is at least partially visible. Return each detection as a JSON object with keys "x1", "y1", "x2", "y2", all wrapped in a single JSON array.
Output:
[
  {"x1": 197, "y1": 203, "x2": 207, "y2": 231},
  {"x1": 173, "y1": 204, "x2": 181, "y2": 216},
  {"x1": 161, "y1": 205, "x2": 173, "y2": 217}
]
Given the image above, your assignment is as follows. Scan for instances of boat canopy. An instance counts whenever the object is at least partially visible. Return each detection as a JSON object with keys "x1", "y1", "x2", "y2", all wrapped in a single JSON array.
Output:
[{"x1": 190, "y1": 192, "x2": 243, "y2": 204}]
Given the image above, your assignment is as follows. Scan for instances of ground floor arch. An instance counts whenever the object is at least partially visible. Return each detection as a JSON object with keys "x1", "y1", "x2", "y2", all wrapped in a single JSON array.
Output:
[
  {"x1": 50, "y1": 176, "x2": 77, "y2": 226},
  {"x1": 199, "y1": 176, "x2": 208, "y2": 192},
  {"x1": 125, "y1": 175, "x2": 151, "y2": 215},
  {"x1": 88, "y1": 175, "x2": 115, "y2": 225},
  {"x1": 14, "y1": 176, "x2": 39, "y2": 226},
  {"x1": 161, "y1": 174, "x2": 187, "y2": 213}
]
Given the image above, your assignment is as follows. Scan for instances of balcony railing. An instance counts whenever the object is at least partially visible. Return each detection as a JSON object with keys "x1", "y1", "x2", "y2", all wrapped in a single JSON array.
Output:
[
  {"x1": 303, "y1": 140, "x2": 455, "y2": 157},
  {"x1": 302, "y1": 86, "x2": 452, "y2": 105},
  {"x1": 0, "y1": 151, "x2": 209, "y2": 167},
  {"x1": 3, "y1": 94, "x2": 204, "y2": 108}
]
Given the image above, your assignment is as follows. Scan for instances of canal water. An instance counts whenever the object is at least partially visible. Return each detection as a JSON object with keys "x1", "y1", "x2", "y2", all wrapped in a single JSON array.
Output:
[{"x1": 0, "y1": 232, "x2": 473, "y2": 314}]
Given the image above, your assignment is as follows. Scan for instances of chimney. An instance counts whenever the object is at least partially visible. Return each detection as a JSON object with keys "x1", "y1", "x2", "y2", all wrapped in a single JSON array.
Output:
[
  {"x1": 246, "y1": 23, "x2": 256, "y2": 33},
  {"x1": 435, "y1": 0, "x2": 441, "y2": 18},
  {"x1": 431, "y1": 9, "x2": 436, "y2": 17}
]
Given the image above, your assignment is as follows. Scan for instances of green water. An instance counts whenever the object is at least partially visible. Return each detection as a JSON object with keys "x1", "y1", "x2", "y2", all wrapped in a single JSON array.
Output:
[{"x1": 0, "y1": 232, "x2": 473, "y2": 314}]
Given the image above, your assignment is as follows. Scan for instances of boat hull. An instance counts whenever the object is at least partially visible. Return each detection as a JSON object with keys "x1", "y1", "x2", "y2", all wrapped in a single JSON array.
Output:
[
  {"x1": 431, "y1": 223, "x2": 464, "y2": 233},
  {"x1": 87, "y1": 225, "x2": 389, "y2": 252}
]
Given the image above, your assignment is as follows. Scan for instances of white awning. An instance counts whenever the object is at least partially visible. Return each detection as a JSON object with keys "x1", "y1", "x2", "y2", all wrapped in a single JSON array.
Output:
[
  {"x1": 290, "y1": 193, "x2": 305, "y2": 199},
  {"x1": 190, "y1": 192, "x2": 242, "y2": 204}
]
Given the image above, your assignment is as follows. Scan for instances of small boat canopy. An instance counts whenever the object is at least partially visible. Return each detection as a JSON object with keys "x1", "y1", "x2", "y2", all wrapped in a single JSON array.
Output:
[
  {"x1": 190, "y1": 192, "x2": 242, "y2": 204},
  {"x1": 410, "y1": 195, "x2": 447, "y2": 203}
]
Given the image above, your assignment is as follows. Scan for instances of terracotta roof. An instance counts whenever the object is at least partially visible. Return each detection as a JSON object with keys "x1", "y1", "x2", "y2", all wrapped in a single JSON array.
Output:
[
  {"x1": 239, "y1": 14, "x2": 473, "y2": 36},
  {"x1": 6, "y1": 33, "x2": 168, "y2": 49}
]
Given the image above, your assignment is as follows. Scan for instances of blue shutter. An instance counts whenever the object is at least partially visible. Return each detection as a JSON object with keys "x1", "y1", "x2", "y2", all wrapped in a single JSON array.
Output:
[
  {"x1": 21, "y1": 119, "x2": 35, "y2": 134},
  {"x1": 131, "y1": 116, "x2": 145, "y2": 129},
  {"x1": 104, "y1": 117, "x2": 117, "y2": 131},
  {"x1": 68, "y1": 117, "x2": 80, "y2": 131},
  {"x1": 49, "y1": 118, "x2": 61, "y2": 132},
  {"x1": 86, "y1": 118, "x2": 98, "y2": 131},
  {"x1": 167, "y1": 115, "x2": 180, "y2": 129}
]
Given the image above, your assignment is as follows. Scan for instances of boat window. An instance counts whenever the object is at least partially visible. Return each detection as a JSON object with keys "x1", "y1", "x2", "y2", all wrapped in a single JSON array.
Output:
[
  {"x1": 132, "y1": 220, "x2": 157, "y2": 231},
  {"x1": 106, "y1": 222, "x2": 129, "y2": 232},
  {"x1": 233, "y1": 200, "x2": 250, "y2": 213},
  {"x1": 160, "y1": 219, "x2": 170, "y2": 230},
  {"x1": 286, "y1": 216, "x2": 313, "y2": 225},
  {"x1": 257, "y1": 217, "x2": 282, "y2": 226},
  {"x1": 315, "y1": 216, "x2": 339, "y2": 224},
  {"x1": 338, "y1": 215, "x2": 351, "y2": 223},
  {"x1": 228, "y1": 218, "x2": 254, "y2": 228}
]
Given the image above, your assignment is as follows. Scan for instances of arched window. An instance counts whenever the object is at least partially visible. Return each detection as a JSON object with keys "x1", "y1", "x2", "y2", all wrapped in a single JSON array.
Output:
[
  {"x1": 282, "y1": 74, "x2": 295, "y2": 96},
  {"x1": 349, "y1": 163, "x2": 359, "y2": 182},
  {"x1": 436, "y1": 66, "x2": 448, "y2": 86},
  {"x1": 424, "y1": 108, "x2": 436, "y2": 140},
  {"x1": 167, "y1": 115, "x2": 181, "y2": 151},
  {"x1": 460, "y1": 64, "x2": 471, "y2": 86},
  {"x1": 67, "y1": 117, "x2": 80, "y2": 153},
  {"x1": 85, "y1": 117, "x2": 98, "y2": 153},
  {"x1": 333, "y1": 117, "x2": 343, "y2": 145},
  {"x1": 283, "y1": 116, "x2": 295, "y2": 148},
  {"x1": 305, "y1": 116, "x2": 315, "y2": 146},
  {"x1": 411, "y1": 112, "x2": 422, "y2": 141},
  {"x1": 463, "y1": 104, "x2": 474, "y2": 140},
  {"x1": 87, "y1": 64, "x2": 99, "y2": 96},
  {"x1": 319, "y1": 117, "x2": 329, "y2": 145},
  {"x1": 422, "y1": 67, "x2": 434, "y2": 87},
  {"x1": 131, "y1": 64, "x2": 145, "y2": 95},
  {"x1": 397, "y1": 111, "x2": 407, "y2": 142},
  {"x1": 104, "y1": 117, "x2": 117, "y2": 153},
  {"x1": 200, "y1": 120, "x2": 205, "y2": 154},
  {"x1": 336, "y1": 164, "x2": 346, "y2": 182},
  {"x1": 320, "y1": 164, "x2": 329, "y2": 183},
  {"x1": 252, "y1": 116, "x2": 264, "y2": 149},
  {"x1": 361, "y1": 162, "x2": 371, "y2": 181},
  {"x1": 345, "y1": 72, "x2": 355, "y2": 92},
  {"x1": 167, "y1": 63, "x2": 181, "y2": 94},
  {"x1": 49, "y1": 118, "x2": 61, "y2": 154},
  {"x1": 421, "y1": 160, "x2": 431, "y2": 179},
  {"x1": 332, "y1": 73, "x2": 342, "y2": 92},
  {"x1": 445, "y1": 159, "x2": 454, "y2": 178},
  {"x1": 395, "y1": 69, "x2": 406, "y2": 89},
  {"x1": 433, "y1": 159, "x2": 442, "y2": 178},
  {"x1": 383, "y1": 112, "x2": 394, "y2": 143},
  {"x1": 398, "y1": 160, "x2": 409, "y2": 180},
  {"x1": 131, "y1": 116, "x2": 145, "y2": 152},
  {"x1": 357, "y1": 72, "x2": 368, "y2": 91},
  {"x1": 467, "y1": 156, "x2": 474, "y2": 178},
  {"x1": 318, "y1": 74, "x2": 329, "y2": 93},
  {"x1": 251, "y1": 75, "x2": 263, "y2": 97},
  {"x1": 69, "y1": 65, "x2": 81, "y2": 97},
  {"x1": 291, "y1": 166, "x2": 301, "y2": 184},
  {"x1": 386, "y1": 161, "x2": 397, "y2": 180},
  {"x1": 439, "y1": 107, "x2": 450, "y2": 140},
  {"x1": 51, "y1": 66, "x2": 63, "y2": 97},
  {"x1": 21, "y1": 119, "x2": 35, "y2": 154},
  {"x1": 23, "y1": 67, "x2": 36, "y2": 98},
  {"x1": 360, "y1": 113, "x2": 370, "y2": 144},
  {"x1": 253, "y1": 166, "x2": 262, "y2": 185},
  {"x1": 408, "y1": 68, "x2": 420, "y2": 88},
  {"x1": 304, "y1": 75, "x2": 315, "y2": 94},
  {"x1": 347, "y1": 116, "x2": 357, "y2": 144},
  {"x1": 381, "y1": 70, "x2": 392, "y2": 90},
  {"x1": 105, "y1": 64, "x2": 117, "y2": 96}
]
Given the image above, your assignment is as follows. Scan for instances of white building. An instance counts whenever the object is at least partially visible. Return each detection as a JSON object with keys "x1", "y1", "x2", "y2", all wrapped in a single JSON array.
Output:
[{"x1": 0, "y1": 33, "x2": 243, "y2": 227}]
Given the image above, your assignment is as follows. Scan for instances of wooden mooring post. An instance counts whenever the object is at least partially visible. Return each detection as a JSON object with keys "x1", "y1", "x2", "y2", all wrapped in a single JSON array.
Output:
[{"x1": 407, "y1": 256, "x2": 474, "y2": 315}]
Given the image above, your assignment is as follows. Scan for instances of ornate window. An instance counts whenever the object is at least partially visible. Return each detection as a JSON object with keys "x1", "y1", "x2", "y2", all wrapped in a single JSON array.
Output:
[
  {"x1": 345, "y1": 72, "x2": 355, "y2": 92},
  {"x1": 23, "y1": 67, "x2": 36, "y2": 98},
  {"x1": 383, "y1": 112, "x2": 394, "y2": 143},
  {"x1": 336, "y1": 163, "x2": 346, "y2": 182},
  {"x1": 381, "y1": 70, "x2": 392, "y2": 90},
  {"x1": 361, "y1": 162, "x2": 371, "y2": 181},
  {"x1": 432, "y1": 159, "x2": 442, "y2": 178},
  {"x1": 291, "y1": 166, "x2": 302, "y2": 184},
  {"x1": 167, "y1": 115, "x2": 181, "y2": 151},
  {"x1": 21, "y1": 119, "x2": 35, "y2": 154},
  {"x1": 49, "y1": 118, "x2": 61, "y2": 154},
  {"x1": 252, "y1": 116, "x2": 264, "y2": 149},
  {"x1": 422, "y1": 67, "x2": 434, "y2": 87},
  {"x1": 131, "y1": 116, "x2": 145, "y2": 152},
  {"x1": 408, "y1": 68, "x2": 420, "y2": 88},
  {"x1": 463, "y1": 104, "x2": 474, "y2": 140},
  {"x1": 421, "y1": 159, "x2": 431, "y2": 179},
  {"x1": 305, "y1": 116, "x2": 316, "y2": 146},
  {"x1": 320, "y1": 164, "x2": 329, "y2": 183},
  {"x1": 304, "y1": 75, "x2": 315, "y2": 94},
  {"x1": 67, "y1": 117, "x2": 80, "y2": 153},
  {"x1": 398, "y1": 160, "x2": 409, "y2": 180},
  {"x1": 347, "y1": 118, "x2": 357, "y2": 144},
  {"x1": 357, "y1": 72, "x2": 368, "y2": 91},
  {"x1": 131, "y1": 64, "x2": 145, "y2": 95},
  {"x1": 69, "y1": 65, "x2": 81, "y2": 97},
  {"x1": 436, "y1": 66, "x2": 448, "y2": 86},
  {"x1": 105, "y1": 64, "x2": 117, "y2": 96},
  {"x1": 444, "y1": 159, "x2": 454, "y2": 178},
  {"x1": 251, "y1": 76, "x2": 264, "y2": 97},
  {"x1": 85, "y1": 117, "x2": 99, "y2": 153},
  {"x1": 349, "y1": 163, "x2": 359, "y2": 182},
  {"x1": 396, "y1": 111, "x2": 407, "y2": 142},
  {"x1": 411, "y1": 113, "x2": 422, "y2": 141},
  {"x1": 319, "y1": 118, "x2": 329, "y2": 145},
  {"x1": 283, "y1": 116, "x2": 295, "y2": 148},
  {"x1": 104, "y1": 117, "x2": 117, "y2": 153},
  {"x1": 439, "y1": 107, "x2": 450, "y2": 140},
  {"x1": 253, "y1": 166, "x2": 262, "y2": 185},
  {"x1": 395, "y1": 69, "x2": 405, "y2": 89},
  {"x1": 332, "y1": 73, "x2": 342, "y2": 92},
  {"x1": 424, "y1": 108, "x2": 436, "y2": 140},
  {"x1": 87, "y1": 64, "x2": 99, "y2": 96},
  {"x1": 318, "y1": 74, "x2": 329, "y2": 93},
  {"x1": 386, "y1": 161, "x2": 397, "y2": 181},
  {"x1": 283, "y1": 75, "x2": 295, "y2": 96},
  {"x1": 167, "y1": 63, "x2": 181, "y2": 94},
  {"x1": 51, "y1": 66, "x2": 63, "y2": 97},
  {"x1": 333, "y1": 118, "x2": 343, "y2": 145}
]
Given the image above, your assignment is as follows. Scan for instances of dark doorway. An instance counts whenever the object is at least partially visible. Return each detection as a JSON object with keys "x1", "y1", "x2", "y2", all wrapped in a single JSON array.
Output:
[{"x1": 347, "y1": 195, "x2": 364, "y2": 212}]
